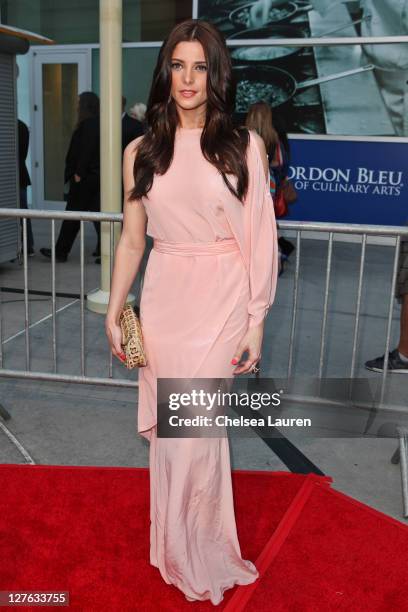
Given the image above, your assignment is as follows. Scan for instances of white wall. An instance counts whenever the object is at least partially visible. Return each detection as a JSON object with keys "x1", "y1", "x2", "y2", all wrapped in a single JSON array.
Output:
[{"x1": 16, "y1": 53, "x2": 32, "y2": 205}]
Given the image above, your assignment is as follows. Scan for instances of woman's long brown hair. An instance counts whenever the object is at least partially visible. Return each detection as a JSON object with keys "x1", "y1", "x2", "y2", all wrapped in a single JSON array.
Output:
[
  {"x1": 129, "y1": 19, "x2": 250, "y2": 204},
  {"x1": 245, "y1": 102, "x2": 279, "y2": 161}
]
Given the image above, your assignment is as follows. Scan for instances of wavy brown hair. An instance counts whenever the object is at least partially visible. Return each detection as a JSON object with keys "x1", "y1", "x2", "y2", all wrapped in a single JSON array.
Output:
[
  {"x1": 129, "y1": 18, "x2": 250, "y2": 203},
  {"x1": 245, "y1": 101, "x2": 279, "y2": 161}
]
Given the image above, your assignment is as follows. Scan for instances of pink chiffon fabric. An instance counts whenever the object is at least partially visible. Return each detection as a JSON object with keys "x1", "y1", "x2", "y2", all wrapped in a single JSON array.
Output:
[{"x1": 137, "y1": 127, "x2": 278, "y2": 605}]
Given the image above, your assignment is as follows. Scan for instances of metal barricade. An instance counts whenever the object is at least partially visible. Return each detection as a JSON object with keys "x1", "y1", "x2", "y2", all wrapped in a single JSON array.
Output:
[
  {"x1": 0, "y1": 207, "x2": 133, "y2": 388},
  {"x1": 0, "y1": 208, "x2": 407, "y2": 515}
]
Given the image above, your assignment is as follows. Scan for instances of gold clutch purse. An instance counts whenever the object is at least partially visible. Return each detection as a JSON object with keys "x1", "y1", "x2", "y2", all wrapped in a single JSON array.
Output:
[{"x1": 119, "y1": 303, "x2": 147, "y2": 369}]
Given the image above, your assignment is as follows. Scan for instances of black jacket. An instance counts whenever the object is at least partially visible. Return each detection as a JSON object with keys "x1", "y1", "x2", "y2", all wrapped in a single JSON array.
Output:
[
  {"x1": 122, "y1": 113, "x2": 144, "y2": 154},
  {"x1": 18, "y1": 119, "x2": 31, "y2": 187},
  {"x1": 65, "y1": 115, "x2": 100, "y2": 183}
]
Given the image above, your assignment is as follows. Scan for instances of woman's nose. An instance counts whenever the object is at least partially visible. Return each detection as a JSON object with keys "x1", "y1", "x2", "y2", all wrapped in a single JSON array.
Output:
[{"x1": 182, "y1": 69, "x2": 194, "y2": 85}]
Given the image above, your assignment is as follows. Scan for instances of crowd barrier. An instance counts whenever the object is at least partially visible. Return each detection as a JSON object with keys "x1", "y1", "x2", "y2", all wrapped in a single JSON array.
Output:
[{"x1": 0, "y1": 208, "x2": 407, "y2": 517}]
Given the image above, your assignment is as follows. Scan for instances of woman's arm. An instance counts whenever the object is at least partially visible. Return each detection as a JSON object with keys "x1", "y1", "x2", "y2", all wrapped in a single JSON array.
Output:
[
  {"x1": 232, "y1": 131, "x2": 279, "y2": 375},
  {"x1": 247, "y1": 130, "x2": 278, "y2": 329},
  {"x1": 105, "y1": 136, "x2": 147, "y2": 362}
]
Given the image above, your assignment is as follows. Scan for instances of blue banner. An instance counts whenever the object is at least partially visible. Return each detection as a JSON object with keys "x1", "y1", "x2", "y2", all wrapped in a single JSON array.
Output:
[{"x1": 286, "y1": 139, "x2": 408, "y2": 226}]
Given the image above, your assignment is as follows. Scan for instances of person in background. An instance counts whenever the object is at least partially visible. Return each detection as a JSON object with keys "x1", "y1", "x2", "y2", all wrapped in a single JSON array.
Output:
[
  {"x1": 40, "y1": 91, "x2": 101, "y2": 263},
  {"x1": 126, "y1": 101, "x2": 151, "y2": 290},
  {"x1": 118, "y1": 98, "x2": 145, "y2": 239},
  {"x1": 270, "y1": 113, "x2": 296, "y2": 261},
  {"x1": 249, "y1": 0, "x2": 408, "y2": 136},
  {"x1": 18, "y1": 119, "x2": 34, "y2": 256},
  {"x1": 122, "y1": 96, "x2": 144, "y2": 154},
  {"x1": 92, "y1": 97, "x2": 144, "y2": 264},
  {"x1": 365, "y1": 237, "x2": 408, "y2": 373},
  {"x1": 129, "y1": 101, "x2": 147, "y2": 131},
  {"x1": 245, "y1": 101, "x2": 294, "y2": 274}
]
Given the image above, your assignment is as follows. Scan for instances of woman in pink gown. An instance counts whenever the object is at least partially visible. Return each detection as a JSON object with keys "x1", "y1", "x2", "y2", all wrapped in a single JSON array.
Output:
[{"x1": 106, "y1": 19, "x2": 278, "y2": 606}]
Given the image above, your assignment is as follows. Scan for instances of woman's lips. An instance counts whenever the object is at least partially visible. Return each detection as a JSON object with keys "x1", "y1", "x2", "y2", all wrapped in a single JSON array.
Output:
[{"x1": 180, "y1": 90, "x2": 197, "y2": 98}]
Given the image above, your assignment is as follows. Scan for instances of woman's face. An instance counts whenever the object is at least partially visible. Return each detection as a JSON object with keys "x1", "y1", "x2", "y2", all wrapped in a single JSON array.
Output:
[{"x1": 170, "y1": 41, "x2": 208, "y2": 114}]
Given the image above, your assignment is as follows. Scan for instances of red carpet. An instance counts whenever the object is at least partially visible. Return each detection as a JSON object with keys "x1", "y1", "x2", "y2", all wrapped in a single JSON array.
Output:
[{"x1": 0, "y1": 465, "x2": 407, "y2": 611}]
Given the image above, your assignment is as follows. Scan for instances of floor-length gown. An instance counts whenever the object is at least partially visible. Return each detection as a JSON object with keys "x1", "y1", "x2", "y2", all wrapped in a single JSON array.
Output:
[{"x1": 137, "y1": 126, "x2": 279, "y2": 605}]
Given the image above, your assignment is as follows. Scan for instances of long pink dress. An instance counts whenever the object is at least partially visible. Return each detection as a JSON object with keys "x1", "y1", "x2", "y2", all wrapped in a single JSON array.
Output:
[{"x1": 137, "y1": 126, "x2": 278, "y2": 605}]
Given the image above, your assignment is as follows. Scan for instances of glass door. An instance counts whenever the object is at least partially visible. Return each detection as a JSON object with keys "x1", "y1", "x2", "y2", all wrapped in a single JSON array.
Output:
[{"x1": 31, "y1": 49, "x2": 91, "y2": 208}]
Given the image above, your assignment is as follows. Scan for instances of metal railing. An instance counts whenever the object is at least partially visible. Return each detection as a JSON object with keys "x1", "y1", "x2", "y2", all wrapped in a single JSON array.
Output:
[
  {"x1": 280, "y1": 220, "x2": 405, "y2": 403},
  {"x1": 0, "y1": 207, "x2": 132, "y2": 388},
  {"x1": 2, "y1": 209, "x2": 406, "y2": 389},
  {"x1": 1, "y1": 208, "x2": 408, "y2": 515}
]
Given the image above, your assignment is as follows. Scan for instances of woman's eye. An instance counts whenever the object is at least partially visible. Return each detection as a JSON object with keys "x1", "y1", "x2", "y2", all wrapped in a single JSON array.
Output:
[{"x1": 171, "y1": 62, "x2": 207, "y2": 71}]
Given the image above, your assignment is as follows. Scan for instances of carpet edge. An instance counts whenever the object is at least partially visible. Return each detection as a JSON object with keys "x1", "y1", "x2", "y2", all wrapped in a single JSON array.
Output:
[
  {"x1": 322, "y1": 485, "x2": 408, "y2": 531},
  {"x1": 224, "y1": 473, "x2": 323, "y2": 612}
]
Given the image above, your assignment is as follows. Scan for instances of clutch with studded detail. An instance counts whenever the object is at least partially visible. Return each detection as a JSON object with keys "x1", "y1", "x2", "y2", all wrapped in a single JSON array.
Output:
[{"x1": 119, "y1": 303, "x2": 147, "y2": 369}]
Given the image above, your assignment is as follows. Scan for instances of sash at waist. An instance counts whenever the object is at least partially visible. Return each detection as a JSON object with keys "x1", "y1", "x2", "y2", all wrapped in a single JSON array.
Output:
[{"x1": 153, "y1": 238, "x2": 240, "y2": 256}]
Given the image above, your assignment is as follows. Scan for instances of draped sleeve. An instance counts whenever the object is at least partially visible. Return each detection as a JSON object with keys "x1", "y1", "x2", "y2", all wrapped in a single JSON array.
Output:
[
  {"x1": 244, "y1": 130, "x2": 279, "y2": 328},
  {"x1": 219, "y1": 130, "x2": 279, "y2": 329}
]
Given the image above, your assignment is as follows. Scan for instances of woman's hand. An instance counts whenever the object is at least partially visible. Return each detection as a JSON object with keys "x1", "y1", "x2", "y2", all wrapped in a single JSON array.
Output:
[
  {"x1": 74, "y1": 173, "x2": 81, "y2": 183},
  {"x1": 105, "y1": 316, "x2": 127, "y2": 364},
  {"x1": 231, "y1": 321, "x2": 264, "y2": 375}
]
